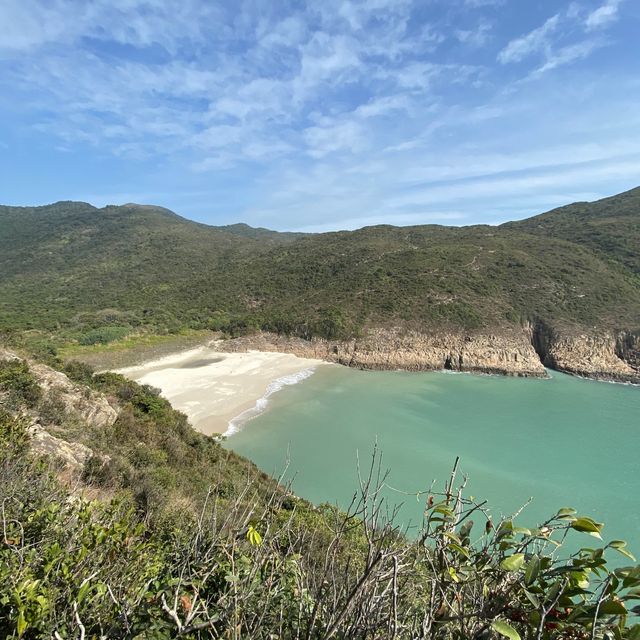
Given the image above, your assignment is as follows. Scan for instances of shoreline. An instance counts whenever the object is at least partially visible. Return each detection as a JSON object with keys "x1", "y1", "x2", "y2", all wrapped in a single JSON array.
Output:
[
  {"x1": 215, "y1": 330, "x2": 639, "y2": 385},
  {"x1": 109, "y1": 330, "x2": 639, "y2": 438},
  {"x1": 114, "y1": 345, "x2": 328, "y2": 436}
]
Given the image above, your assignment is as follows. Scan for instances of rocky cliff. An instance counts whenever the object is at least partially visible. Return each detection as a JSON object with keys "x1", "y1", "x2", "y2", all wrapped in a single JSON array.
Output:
[
  {"x1": 531, "y1": 324, "x2": 639, "y2": 383},
  {"x1": 217, "y1": 328, "x2": 547, "y2": 377},
  {"x1": 217, "y1": 326, "x2": 640, "y2": 383},
  {"x1": 1, "y1": 347, "x2": 117, "y2": 475}
]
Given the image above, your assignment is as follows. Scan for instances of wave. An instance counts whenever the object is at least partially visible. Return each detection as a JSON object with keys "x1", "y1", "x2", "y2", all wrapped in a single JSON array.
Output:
[{"x1": 224, "y1": 367, "x2": 317, "y2": 437}]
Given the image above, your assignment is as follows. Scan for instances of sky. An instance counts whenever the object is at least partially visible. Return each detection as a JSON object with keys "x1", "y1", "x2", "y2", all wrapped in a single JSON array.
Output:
[{"x1": 0, "y1": 0, "x2": 638, "y2": 231}]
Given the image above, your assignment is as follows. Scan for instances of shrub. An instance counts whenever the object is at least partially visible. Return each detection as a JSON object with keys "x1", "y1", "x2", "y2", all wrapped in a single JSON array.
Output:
[
  {"x1": 0, "y1": 358, "x2": 42, "y2": 407},
  {"x1": 77, "y1": 325, "x2": 130, "y2": 345}
]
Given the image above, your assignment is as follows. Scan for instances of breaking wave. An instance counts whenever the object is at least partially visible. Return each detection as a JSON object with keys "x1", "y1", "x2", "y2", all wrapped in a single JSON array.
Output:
[{"x1": 224, "y1": 367, "x2": 317, "y2": 437}]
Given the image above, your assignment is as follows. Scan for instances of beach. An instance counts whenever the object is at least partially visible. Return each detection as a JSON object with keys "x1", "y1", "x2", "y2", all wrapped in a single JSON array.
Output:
[{"x1": 115, "y1": 345, "x2": 326, "y2": 435}]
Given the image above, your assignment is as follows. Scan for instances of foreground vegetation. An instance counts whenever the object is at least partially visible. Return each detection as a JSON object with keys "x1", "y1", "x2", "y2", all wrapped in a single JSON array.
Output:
[
  {"x1": 2, "y1": 354, "x2": 640, "y2": 638},
  {"x1": 1, "y1": 188, "x2": 639, "y2": 345}
]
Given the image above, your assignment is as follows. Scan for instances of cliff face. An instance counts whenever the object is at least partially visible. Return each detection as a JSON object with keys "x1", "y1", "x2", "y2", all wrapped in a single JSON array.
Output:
[
  {"x1": 218, "y1": 328, "x2": 547, "y2": 377},
  {"x1": 219, "y1": 327, "x2": 640, "y2": 383},
  {"x1": 531, "y1": 324, "x2": 639, "y2": 383},
  {"x1": 617, "y1": 331, "x2": 640, "y2": 372},
  {"x1": 1, "y1": 347, "x2": 117, "y2": 475},
  {"x1": 29, "y1": 361, "x2": 119, "y2": 429}
]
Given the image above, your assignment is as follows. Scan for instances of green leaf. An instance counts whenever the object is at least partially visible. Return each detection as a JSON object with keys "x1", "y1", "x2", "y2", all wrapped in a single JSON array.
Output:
[
  {"x1": 556, "y1": 507, "x2": 577, "y2": 519},
  {"x1": 523, "y1": 590, "x2": 540, "y2": 608},
  {"x1": 77, "y1": 581, "x2": 90, "y2": 604},
  {"x1": 491, "y1": 620, "x2": 521, "y2": 640},
  {"x1": 513, "y1": 527, "x2": 532, "y2": 536},
  {"x1": 607, "y1": 540, "x2": 636, "y2": 562},
  {"x1": 501, "y1": 553, "x2": 525, "y2": 572},
  {"x1": 447, "y1": 543, "x2": 470, "y2": 559},
  {"x1": 524, "y1": 555, "x2": 540, "y2": 586},
  {"x1": 433, "y1": 504, "x2": 454, "y2": 517},
  {"x1": 17, "y1": 611, "x2": 27, "y2": 638},
  {"x1": 443, "y1": 531, "x2": 462, "y2": 544},
  {"x1": 598, "y1": 600, "x2": 627, "y2": 615},
  {"x1": 571, "y1": 517, "x2": 603, "y2": 539}
]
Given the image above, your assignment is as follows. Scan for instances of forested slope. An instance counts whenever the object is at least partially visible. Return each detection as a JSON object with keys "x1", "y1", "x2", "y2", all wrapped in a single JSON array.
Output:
[{"x1": 1, "y1": 188, "x2": 639, "y2": 341}]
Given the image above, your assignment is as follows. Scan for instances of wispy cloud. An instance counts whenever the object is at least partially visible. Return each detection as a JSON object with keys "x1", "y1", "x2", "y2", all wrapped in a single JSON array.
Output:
[
  {"x1": 498, "y1": 15, "x2": 560, "y2": 64},
  {"x1": 455, "y1": 21, "x2": 492, "y2": 47},
  {"x1": 585, "y1": 0, "x2": 623, "y2": 30},
  {"x1": 535, "y1": 38, "x2": 606, "y2": 74},
  {"x1": 465, "y1": 0, "x2": 505, "y2": 8},
  {"x1": 0, "y1": 0, "x2": 637, "y2": 229}
]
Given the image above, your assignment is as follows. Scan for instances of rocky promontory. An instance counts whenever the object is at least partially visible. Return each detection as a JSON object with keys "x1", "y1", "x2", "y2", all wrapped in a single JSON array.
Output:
[
  {"x1": 216, "y1": 328, "x2": 546, "y2": 377},
  {"x1": 531, "y1": 325, "x2": 640, "y2": 383},
  {"x1": 216, "y1": 326, "x2": 640, "y2": 383}
]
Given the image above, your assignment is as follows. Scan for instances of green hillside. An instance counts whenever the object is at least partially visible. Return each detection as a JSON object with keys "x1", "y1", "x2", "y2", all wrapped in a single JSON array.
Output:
[
  {"x1": 505, "y1": 186, "x2": 640, "y2": 275},
  {"x1": 2, "y1": 351, "x2": 639, "y2": 638},
  {"x1": 1, "y1": 189, "x2": 639, "y2": 342}
]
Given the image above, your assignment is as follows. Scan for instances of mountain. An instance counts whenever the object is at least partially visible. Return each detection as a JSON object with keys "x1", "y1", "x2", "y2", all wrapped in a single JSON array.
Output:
[
  {"x1": 505, "y1": 186, "x2": 640, "y2": 275},
  {"x1": 1, "y1": 189, "x2": 639, "y2": 379},
  {"x1": 218, "y1": 222, "x2": 307, "y2": 242}
]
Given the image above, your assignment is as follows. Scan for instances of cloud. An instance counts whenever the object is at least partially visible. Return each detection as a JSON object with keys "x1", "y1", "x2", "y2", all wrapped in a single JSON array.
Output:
[
  {"x1": 465, "y1": 0, "x2": 505, "y2": 7},
  {"x1": 455, "y1": 21, "x2": 492, "y2": 47},
  {"x1": 303, "y1": 120, "x2": 366, "y2": 158},
  {"x1": 498, "y1": 14, "x2": 560, "y2": 64},
  {"x1": 535, "y1": 39, "x2": 606, "y2": 74},
  {"x1": 0, "y1": 0, "x2": 223, "y2": 53},
  {"x1": 1, "y1": 0, "x2": 638, "y2": 230},
  {"x1": 354, "y1": 95, "x2": 411, "y2": 118},
  {"x1": 585, "y1": 0, "x2": 623, "y2": 30}
]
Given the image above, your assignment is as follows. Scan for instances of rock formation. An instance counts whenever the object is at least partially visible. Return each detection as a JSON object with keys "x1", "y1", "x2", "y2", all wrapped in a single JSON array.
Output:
[
  {"x1": 216, "y1": 328, "x2": 546, "y2": 377},
  {"x1": 217, "y1": 326, "x2": 640, "y2": 383},
  {"x1": 29, "y1": 361, "x2": 118, "y2": 429}
]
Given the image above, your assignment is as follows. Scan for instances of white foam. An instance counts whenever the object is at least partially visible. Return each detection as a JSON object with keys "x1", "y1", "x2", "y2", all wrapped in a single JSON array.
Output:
[{"x1": 224, "y1": 367, "x2": 317, "y2": 437}]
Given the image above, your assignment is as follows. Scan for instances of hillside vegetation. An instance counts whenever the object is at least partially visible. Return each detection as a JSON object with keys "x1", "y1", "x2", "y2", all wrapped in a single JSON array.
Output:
[
  {"x1": 1, "y1": 188, "x2": 639, "y2": 345},
  {"x1": 2, "y1": 352, "x2": 640, "y2": 638}
]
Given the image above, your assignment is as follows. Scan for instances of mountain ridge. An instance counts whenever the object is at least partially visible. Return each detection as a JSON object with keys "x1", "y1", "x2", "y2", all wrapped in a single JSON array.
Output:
[
  {"x1": 1, "y1": 187, "x2": 639, "y2": 380},
  {"x1": 7, "y1": 183, "x2": 638, "y2": 231}
]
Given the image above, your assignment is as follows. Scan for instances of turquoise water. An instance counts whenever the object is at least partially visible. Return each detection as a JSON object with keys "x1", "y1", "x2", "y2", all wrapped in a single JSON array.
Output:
[{"x1": 227, "y1": 367, "x2": 640, "y2": 554}]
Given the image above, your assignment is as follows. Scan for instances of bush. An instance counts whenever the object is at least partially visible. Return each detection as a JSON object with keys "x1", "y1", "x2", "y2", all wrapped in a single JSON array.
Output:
[
  {"x1": 0, "y1": 359, "x2": 42, "y2": 407},
  {"x1": 2, "y1": 419, "x2": 640, "y2": 639},
  {"x1": 77, "y1": 325, "x2": 130, "y2": 345}
]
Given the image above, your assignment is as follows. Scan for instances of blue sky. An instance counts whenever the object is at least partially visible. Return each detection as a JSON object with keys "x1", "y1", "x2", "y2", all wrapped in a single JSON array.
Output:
[{"x1": 0, "y1": 0, "x2": 638, "y2": 230}]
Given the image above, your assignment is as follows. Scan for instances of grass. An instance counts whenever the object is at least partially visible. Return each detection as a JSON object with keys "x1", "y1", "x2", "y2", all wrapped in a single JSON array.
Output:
[{"x1": 57, "y1": 329, "x2": 216, "y2": 369}]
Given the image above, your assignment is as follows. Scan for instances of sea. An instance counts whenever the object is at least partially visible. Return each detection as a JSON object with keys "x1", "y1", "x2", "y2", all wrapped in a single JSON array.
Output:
[{"x1": 226, "y1": 366, "x2": 640, "y2": 556}]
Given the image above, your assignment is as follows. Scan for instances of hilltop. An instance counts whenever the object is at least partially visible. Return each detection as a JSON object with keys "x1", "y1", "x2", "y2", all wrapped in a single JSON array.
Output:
[{"x1": 1, "y1": 188, "x2": 639, "y2": 380}]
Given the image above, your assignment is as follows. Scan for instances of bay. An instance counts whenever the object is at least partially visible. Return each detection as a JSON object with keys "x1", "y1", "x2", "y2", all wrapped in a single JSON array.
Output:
[{"x1": 227, "y1": 367, "x2": 640, "y2": 554}]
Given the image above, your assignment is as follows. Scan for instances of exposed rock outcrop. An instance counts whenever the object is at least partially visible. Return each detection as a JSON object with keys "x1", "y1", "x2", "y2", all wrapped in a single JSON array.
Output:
[
  {"x1": 29, "y1": 361, "x2": 118, "y2": 429},
  {"x1": 216, "y1": 328, "x2": 548, "y2": 377},
  {"x1": 1, "y1": 346, "x2": 118, "y2": 429},
  {"x1": 530, "y1": 324, "x2": 639, "y2": 383},
  {"x1": 617, "y1": 331, "x2": 640, "y2": 372},
  {"x1": 28, "y1": 422, "x2": 94, "y2": 473},
  {"x1": 217, "y1": 326, "x2": 640, "y2": 383},
  {"x1": 1, "y1": 348, "x2": 119, "y2": 477}
]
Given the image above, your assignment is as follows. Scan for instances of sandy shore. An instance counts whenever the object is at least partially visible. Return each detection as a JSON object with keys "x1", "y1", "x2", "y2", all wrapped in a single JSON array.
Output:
[{"x1": 115, "y1": 345, "x2": 326, "y2": 436}]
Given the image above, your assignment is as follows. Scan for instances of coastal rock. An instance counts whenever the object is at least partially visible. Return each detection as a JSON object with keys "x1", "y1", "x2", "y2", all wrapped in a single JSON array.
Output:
[
  {"x1": 216, "y1": 328, "x2": 547, "y2": 377},
  {"x1": 532, "y1": 326, "x2": 639, "y2": 383},
  {"x1": 29, "y1": 362, "x2": 119, "y2": 428},
  {"x1": 0, "y1": 347, "x2": 119, "y2": 428},
  {"x1": 217, "y1": 326, "x2": 640, "y2": 383},
  {"x1": 617, "y1": 331, "x2": 640, "y2": 372},
  {"x1": 28, "y1": 422, "x2": 94, "y2": 473}
]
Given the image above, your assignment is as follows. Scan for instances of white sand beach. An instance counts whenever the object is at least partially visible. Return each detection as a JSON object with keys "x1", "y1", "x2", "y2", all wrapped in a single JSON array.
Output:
[{"x1": 115, "y1": 345, "x2": 326, "y2": 436}]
